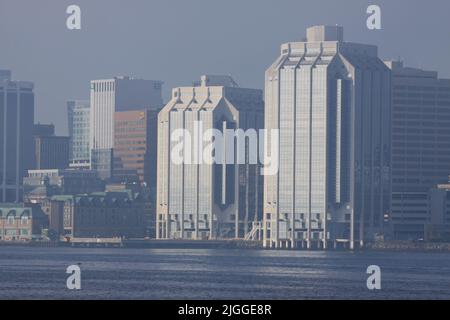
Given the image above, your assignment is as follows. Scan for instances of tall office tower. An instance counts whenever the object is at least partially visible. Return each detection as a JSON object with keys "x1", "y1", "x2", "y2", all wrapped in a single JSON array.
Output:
[
  {"x1": 33, "y1": 123, "x2": 69, "y2": 170},
  {"x1": 67, "y1": 100, "x2": 90, "y2": 169},
  {"x1": 114, "y1": 109, "x2": 158, "y2": 184},
  {"x1": 157, "y1": 75, "x2": 264, "y2": 240},
  {"x1": 114, "y1": 109, "x2": 159, "y2": 238},
  {"x1": 34, "y1": 135, "x2": 70, "y2": 170},
  {"x1": 263, "y1": 26, "x2": 391, "y2": 249},
  {"x1": 90, "y1": 76, "x2": 163, "y2": 179},
  {"x1": 0, "y1": 70, "x2": 35, "y2": 202},
  {"x1": 385, "y1": 61, "x2": 450, "y2": 240}
]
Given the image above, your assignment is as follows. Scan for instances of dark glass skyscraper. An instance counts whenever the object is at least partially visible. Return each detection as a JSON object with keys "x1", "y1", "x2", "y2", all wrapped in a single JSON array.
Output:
[
  {"x1": 0, "y1": 70, "x2": 35, "y2": 203},
  {"x1": 386, "y1": 61, "x2": 450, "y2": 239}
]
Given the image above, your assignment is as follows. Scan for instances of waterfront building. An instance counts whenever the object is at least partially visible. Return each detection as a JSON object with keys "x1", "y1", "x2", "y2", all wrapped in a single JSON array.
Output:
[
  {"x1": 157, "y1": 75, "x2": 264, "y2": 240},
  {"x1": 0, "y1": 203, "x2": 47, "y2": 241},
  {"x1": 263, "y1": 26, "x2": 391, "y2": 249},
  {"x1": 43, "y1": 191, "x2": 146, "y2": 239},
  {"x1": 427, "y1": 182, "x2": 450, "y2": 241},
  {"x1": 386, "y1": 61, "x2": 450, "y2": 239}
]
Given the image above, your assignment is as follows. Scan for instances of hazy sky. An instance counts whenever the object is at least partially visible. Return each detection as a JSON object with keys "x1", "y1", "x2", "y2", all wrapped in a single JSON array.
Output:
[{"x1": 1, "y1": 0, "x2": 450, "y2": 134}]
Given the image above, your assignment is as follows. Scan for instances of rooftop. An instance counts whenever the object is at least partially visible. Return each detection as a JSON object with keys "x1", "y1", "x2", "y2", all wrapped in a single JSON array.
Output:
[{"x1": 306, "y1": 25, "x2": 344, "y2": 42}]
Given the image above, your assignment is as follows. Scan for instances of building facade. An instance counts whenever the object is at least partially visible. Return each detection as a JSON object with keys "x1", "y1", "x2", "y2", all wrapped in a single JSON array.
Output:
[
  {"x1": 114, "y1": 109, "x2": 158, "y2": 185},
  {"x1": 157, "y1": 75, "x2": 264, "y2": 240},
  {"x1": 386, "y1": 61, "x2": 450, "y2": 239},
  {"x1": 33, "y1": 123, "x2": 55, "y2": 136},
  {"x1": 0, "y1": 203, "x2": 47, "y2": 241},
  {"x1": 263, "y1": 26, "x2": 391, "y2": 249},
  {"x1": 23, "y1": 169, "x2": 104, "y2": 203},
  {"x1": 89, "y1": 76, "x2": 163, "y2": 179},
  {"x1": 105, "y1": 182, "x2": 155, "y2": 237},
  {"x1": 0, "y1": 70, "x2": 35, "y2": 203},
  {"x1": 427, "y1": 181, "x2": 450, "y2": 241},
  {"x1": 44, "y1": 192, "x2": 146, "y2": 239},
  {"x1": 34, "y1": 135, "x2": 70, "y2": 170},
  {"x1": 67, "y1": 100, "x2": 90, "y2": 169}
]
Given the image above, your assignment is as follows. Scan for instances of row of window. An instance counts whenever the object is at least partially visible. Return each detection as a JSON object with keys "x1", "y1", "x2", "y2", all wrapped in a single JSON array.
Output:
[
  {"x1": 0, "y1": 229, "x2": 30, "y2": 236},
  {"x1": 0, "y1": 217, "x2": 29, "y2": 224}
]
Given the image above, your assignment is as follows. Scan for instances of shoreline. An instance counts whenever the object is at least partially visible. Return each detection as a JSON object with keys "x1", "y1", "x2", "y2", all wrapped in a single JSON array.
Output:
[{"x1": 2, "y1": 239, "x2": 450, "y2": 252}]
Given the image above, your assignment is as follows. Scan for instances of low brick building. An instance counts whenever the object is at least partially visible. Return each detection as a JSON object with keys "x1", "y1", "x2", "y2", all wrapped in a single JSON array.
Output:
[
  {"x1": 0, "y1": 204, "x2": 47, "y2": 241},
  {"x1": 44, "y1": 191, "x2": 146, "y2": 239}
]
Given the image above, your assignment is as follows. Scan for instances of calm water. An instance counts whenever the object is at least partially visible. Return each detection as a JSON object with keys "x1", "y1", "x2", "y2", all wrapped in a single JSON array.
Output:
[{"x1": 1, "y1": 246, "x2": 450, "y2": 299}]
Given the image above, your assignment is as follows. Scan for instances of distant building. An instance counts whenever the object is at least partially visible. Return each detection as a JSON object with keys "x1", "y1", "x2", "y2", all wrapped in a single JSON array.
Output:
[
  {"x1": 39, "y1": 198, "x2": 65, "y2": 239},
  {"x1": 157, "y1": 75, "x2": 264, "y2": 240},
  {"x1": 264, "y1": 26, "x2": 391, "y2": 249},
  {"x1": 34, "y1": 135, "x2": 70, "y2": 170},
  {"x1": 114, "y1": 109, "x2": 158, "y2": 185},
  {"x1": 67, "y1": 100, "x2": 90, "y2": 169},
  {"x1": 44, "y1": 192, "x2": 146, "y2": 239},
  {"x1": 90, "y1": 148, "x2": 114, "y2": 180},
  {"x1": 33, "y1": 123, "x2": 55, "y2": 136},
  {"x1": 105, "y1": 181, "x2": 155, "y2": 238},
  {"x1": 386, "y1": 61, "x2": 450, "y2": 239},
  {"x1": 0, "y1": 203, "x2": 47, "y2": 241},
  {"x1": 427, "y1": 183, "x2": 450, "y2": 241},
  {"x1": 0, "y1": 70, "x2": 35, "y2": 203},
  {"x1": 90, "y1": 76, "x2": 163, "y2": 179},
  {"x1": 23, "y1": 169, "x2": 104, "y2": 203}
]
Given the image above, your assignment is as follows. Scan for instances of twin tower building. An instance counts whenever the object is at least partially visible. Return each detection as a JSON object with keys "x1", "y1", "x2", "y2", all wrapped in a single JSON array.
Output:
[{"x1": 156, "y1": 25, "x2": 391, "y2": 249}]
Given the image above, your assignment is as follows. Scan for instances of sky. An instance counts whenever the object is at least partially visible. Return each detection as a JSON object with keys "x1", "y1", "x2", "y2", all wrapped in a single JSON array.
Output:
[{"x1": 1, "y1": 0, "x2": 450, "y2": 135}]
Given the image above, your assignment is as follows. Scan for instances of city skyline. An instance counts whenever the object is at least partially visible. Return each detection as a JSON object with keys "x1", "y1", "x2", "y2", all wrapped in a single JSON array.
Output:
[
  {"x1": 3, "y1": 2, "x2": 450, "y2": 303},
  {"x1": 1, "y1": 0, "x2": 450, "y2": 135},
  {"x1": 1, "y1": 2, "x2": 450, "y2": 247}
]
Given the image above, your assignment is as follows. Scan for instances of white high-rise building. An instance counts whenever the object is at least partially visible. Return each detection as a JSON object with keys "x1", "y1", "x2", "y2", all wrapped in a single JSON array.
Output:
[
  {"x1": 264, "y1": 26, "x2": 392, "y2": 249},
  {"x1": 89, "y1": 76, "x2": 163, "y2": 178},
  {"x1": 157, "y1": 75, "x2": 264, "y2": 239}
]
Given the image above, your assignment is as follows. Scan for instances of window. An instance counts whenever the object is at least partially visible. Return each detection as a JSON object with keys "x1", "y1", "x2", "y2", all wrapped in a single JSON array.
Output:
[
  {"x1": 6, "y1": 229, "x2": 17, "y2": 236},
  {"x1": 21, "y1": 216, "x2": 29, "y2": 225}
]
